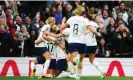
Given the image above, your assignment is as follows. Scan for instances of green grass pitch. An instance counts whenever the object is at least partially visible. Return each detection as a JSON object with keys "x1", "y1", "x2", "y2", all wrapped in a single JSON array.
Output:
[{"x1": 0, "y1": 76, "x2": 133, "y2": 80}]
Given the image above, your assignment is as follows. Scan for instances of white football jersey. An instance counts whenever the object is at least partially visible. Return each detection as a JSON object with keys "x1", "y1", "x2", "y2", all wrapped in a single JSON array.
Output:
[
  {"x1": 55, "y1": 38, "x2": 67, "y2": 59},
  {"x1": 86, "y1": 21, "x2": 98, "y2": 46},
  {"x1": 46, "y1": 42, "x2": 56, "y2": 59},
  {"x1": 61, "y1": 28, "x2": 70, "y2": 42},
  {"x1": 35, "y1": 24, "x2": 50, "y2": 47},
  {"x1": 46, "y1": 36, "x2": 57, "y2": 59},
  {"x1": 66, "y1": 16, "x2": 89, "y2": 44}
]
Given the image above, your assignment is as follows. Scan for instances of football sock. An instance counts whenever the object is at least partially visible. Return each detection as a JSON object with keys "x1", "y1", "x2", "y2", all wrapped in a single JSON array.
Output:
[{"x1": 43, "y1": 59, "x2": 51, "y2": 74}]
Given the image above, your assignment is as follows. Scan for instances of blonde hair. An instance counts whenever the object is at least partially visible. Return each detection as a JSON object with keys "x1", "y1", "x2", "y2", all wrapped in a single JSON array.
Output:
[
  {"x1": 45, "y1": 17, "x2": 54, "y2": 24},
  {"x1": 73, "y1": 5, "x2": 85, "y2": 16}
]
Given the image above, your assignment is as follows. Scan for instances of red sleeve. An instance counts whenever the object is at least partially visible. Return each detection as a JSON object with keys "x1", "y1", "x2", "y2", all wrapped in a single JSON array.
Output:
[{"x1": 7, "y1": 15, "x2": 16, "y2": 38}]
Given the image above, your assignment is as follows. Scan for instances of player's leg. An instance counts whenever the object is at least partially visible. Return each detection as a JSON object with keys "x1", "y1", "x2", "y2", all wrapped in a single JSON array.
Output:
[
  {"x1": 68, "y1": 43, "x2": 80, "y2": 69},
  {"x1": 69, "y1": 43, "x2": 85, "y2": 80},
  {"x1": 66, "y1": 53, "x2": 74, "y2": 73},
  {"x1": 87, "y1": 46, "x2": 106, "y2": 79},
  {"x1": 30, "y1": 47, "x2": 44, "y2": 78},
  {"x1": 74, "y1": 43, "x2": 86, "y2": 80},
  {"x1": 30, "y1": 58, "x2": 38, "y2": 78},
  {"x1": 38, "y1": 47, "x2": 51, "y2": 78},
  {"x1": 42, "y1": 51, "x2": 51, "y2": 76},
  {"x1": 77, "y1": 54, "x2": 84, "y2": 77},
  {"x1": 56, "y1": 59, "x2": 70, "y2": 78},
  {"x1": 47, "y1": 59, "x2": 56, "y2": 78}
]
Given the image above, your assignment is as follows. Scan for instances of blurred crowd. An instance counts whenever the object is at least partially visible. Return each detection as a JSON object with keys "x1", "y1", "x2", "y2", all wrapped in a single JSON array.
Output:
[{"x1": 0, "y1": 1, "x2": 133, "y2": 57}]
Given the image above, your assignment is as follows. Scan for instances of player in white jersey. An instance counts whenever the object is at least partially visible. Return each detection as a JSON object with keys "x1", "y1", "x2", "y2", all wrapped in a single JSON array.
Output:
[
  {"x1": 59, "y1": 5, "x2": 101, "y2": 80},
  {"x1": 54, "y1": 38, "x2": 68, "y2": 76},
  {"x1": 44, "y1": 19, "x2": 75, "y2": 74},
  {"x1": 85, "y1": 16, "x2": 106, "y2": 79},
  {"x1": 30, "y1": 17, "x2": 56, "y2": 78}
]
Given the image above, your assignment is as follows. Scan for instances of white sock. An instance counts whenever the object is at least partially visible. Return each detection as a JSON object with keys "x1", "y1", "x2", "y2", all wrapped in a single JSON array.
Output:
[
  {"x1": 31, "y1": 61, "x2": 35, "y2": 71},
  {"x1": 67, "y1": 61, "x2": 74, "y2": 73},
  {"x1": 43, "y1": 59, "x2": 51, "y2": 74},
  {"x1": 92, "y1": 60, "x2": 104, "y2": 73},
  {"x1": 56, "y1": 71, "x2": 70, "y2": 78},
  {"x1": 77, "y1": 68, "x2": 82, "y2": 76},
  {"x1": 47, "y1": 74, "x2": 53, "y2": 78},
  {"x1": 74, "y1": 65, "x2": 82, "y2": 76}
]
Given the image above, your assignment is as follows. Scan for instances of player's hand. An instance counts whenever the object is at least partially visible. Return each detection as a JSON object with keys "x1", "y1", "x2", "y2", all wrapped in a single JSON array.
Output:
[
  {"x1": 96, "y1": 32, "x2": 101, "y2": 37},
  {"x1": 49, "y1": 40, "x2": 56, "y2": 44}
]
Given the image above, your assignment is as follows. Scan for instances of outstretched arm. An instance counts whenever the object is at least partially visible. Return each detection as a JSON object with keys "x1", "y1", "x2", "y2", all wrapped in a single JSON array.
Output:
[
  {"x1": 45, "y1": 31, "x2": 64, "y2": 38},
  {"x1": 88, "y1": 25, "x2": 101, "y2": 37}
]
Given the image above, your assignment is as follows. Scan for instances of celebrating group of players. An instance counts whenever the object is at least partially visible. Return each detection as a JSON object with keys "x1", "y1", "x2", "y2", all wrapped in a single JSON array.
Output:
[{"x1": 30, "y1": 5, "x2": 106, "y2": 80}]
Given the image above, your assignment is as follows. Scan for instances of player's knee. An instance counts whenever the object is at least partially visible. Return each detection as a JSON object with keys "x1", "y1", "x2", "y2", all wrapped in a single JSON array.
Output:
[
  {"x1": 43, "y1": 52, "x2": 51, "y2": 60},
  {"x1": 32, "y1": 59, "x2": 38, "y2": 64},
  {"x1": 89, "y1": 59, "x2": 94, "y2": 64}
]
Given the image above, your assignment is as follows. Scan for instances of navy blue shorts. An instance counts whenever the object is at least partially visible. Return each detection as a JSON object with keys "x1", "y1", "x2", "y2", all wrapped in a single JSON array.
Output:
[
  {"x1": 85, "y1": 46, "x2": 97, "y2": 54},
  {"x1": 68, "y1": 43, "x2": 86, "y2": 54},
  {"x1": 37, "y1": 56, "x2": 46, "y2": 64},
  {"x1": 49, "y1": 59, "x2": 56, "y2": 69},
  {"x1": 56, "y1": 59, "x2": 67, "y2": 71},
  {"x1": 36, "y1": 47, "x2": 48, "y2": 64},
  {"x1": 35, "y1": 47, "x2": 48, "y2": 56}
]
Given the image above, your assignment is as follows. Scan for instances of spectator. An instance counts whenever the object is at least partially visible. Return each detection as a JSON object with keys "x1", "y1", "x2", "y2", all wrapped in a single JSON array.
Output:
[
  {"x1": 103, "y1": 4, "x2": 112, "y2": 17},
  {"x1": 102, "y1": 10, "x2": 111, "y2": 28},
  {"x1": 20, "y1": 24, "x2": 30, "y2": 57},
  {"x1": 54, "y1": 5, "x2": 63, "y2": 25},
  {"x1": 11, "y1": 32, "x2": 24, "y2": 57},
  {"x1": 0, "y1": 25, "x2": 12, "y2": 57},
  {"x1": 14, "y1": 15, "x2": 22, "y2": 33},
  {"x1": 6, "y1": 8, "x2": 16, "y2": 38},
  {"x1": 51, "y1": 6, "x2": 56, "y2": 17},
  {"x1": 28, "y1": 28, "x2": 38, "y2": 56},
  {"x1": 95, "y1": 16, "x2": 107, "y2": 37},
  {"x1": 24, "y1": 16, "x2": 37, "y2": 32},
  {"x1": 33, "y1": 12, "x2": 40, "y2": 28},
  {"x1": 117, "y1": 19, "x2": 126, "y2": 27},
  {"x1": 106, "y1": 18, "x2": 117, "y2": 56},
  {"x1": 20, "y1": 24, "x2": 30, "y2": 40},
  {"x1": 96, "y1": 10, "x2": 104, "y2": 23},
  {"x1": 40, "y1": 7, "x2": 51, "y2": 21},
  {"x1": 97, "y1": 38, "x2": 110, "y2": 57},
  {"x1": 112, "y1": 2, "x2": 133, "y2": 25},
  {"x1": 0, "y1": 5, "x2": 6, "y2": 23},
  {"x1": 38, "y1": 19, "x2": 45, "y2": 33},
  {"x1": 115, "y1": 24, "x2": 133, "y2": 57},
  {"x1": 64, "y1": 3, "x2": 74, "y2": 20}
]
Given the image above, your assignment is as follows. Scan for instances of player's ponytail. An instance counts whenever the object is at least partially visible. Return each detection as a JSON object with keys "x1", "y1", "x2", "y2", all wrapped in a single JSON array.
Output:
[{"x1": 45, "y1": 17, "x2": 54, "y2": 24}]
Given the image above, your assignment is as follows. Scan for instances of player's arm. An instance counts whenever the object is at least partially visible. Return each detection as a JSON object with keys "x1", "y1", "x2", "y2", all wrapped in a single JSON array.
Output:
[
  {"x1": 59, "y1": 23, "x2": 69, "y2": 31},
  {"x1": 42, "y1": 31, "x2": 53, "y2": 43},
  {"x1": 58, "y1": 42, "x2": 66, "y2": 50},
  {"x1": 35, "y1": 37, "x2": 42, "y2": 45},
  {"x1": 45, "y1": 31, "x2": 64, "y2": 38},
  {"x1": 88, "y1": 25, "x2": 101, "y2": 37}
]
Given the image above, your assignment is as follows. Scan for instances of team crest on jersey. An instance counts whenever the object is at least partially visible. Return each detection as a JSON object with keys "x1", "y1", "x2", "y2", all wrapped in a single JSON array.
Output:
[{"x1": 46, "y1": 27, "x2": 49, "y2": 31}]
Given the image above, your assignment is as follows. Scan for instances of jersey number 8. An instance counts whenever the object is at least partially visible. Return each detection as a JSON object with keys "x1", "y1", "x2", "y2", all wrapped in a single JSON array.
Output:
[{"x1": 73, "y1": 24, "x2": 79, "y2": 34}]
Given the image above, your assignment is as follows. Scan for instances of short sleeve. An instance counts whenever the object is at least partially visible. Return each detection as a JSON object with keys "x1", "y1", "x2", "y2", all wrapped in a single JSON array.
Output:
[
  {"x1": 84, "y1": 18, "x2": 89, "y2": 27},
  {"x1": 66, "y1": 17, "x2": 72, "y2": 25},
  {"x1": 41, "y1": 25, "x2": 50, "y2": 32},
  {"x1": 61, "y1": 28, "x2": 69, "y2": 36}
]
